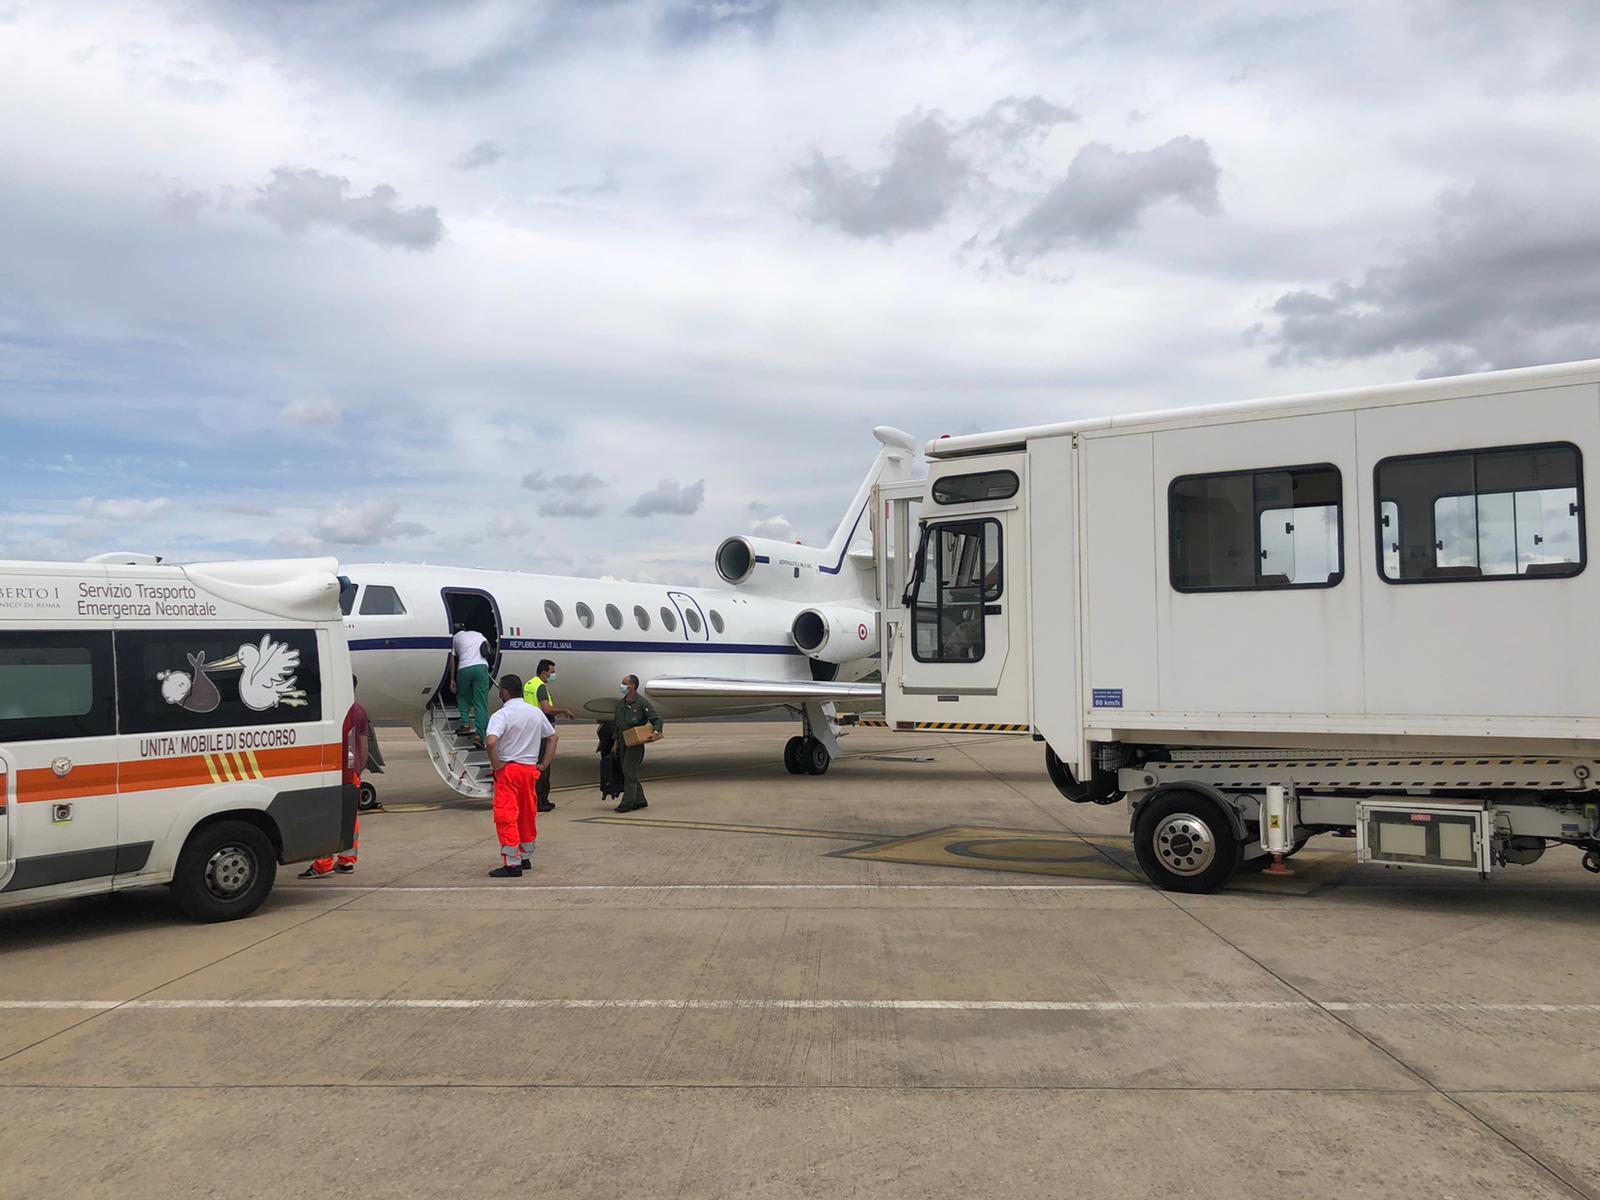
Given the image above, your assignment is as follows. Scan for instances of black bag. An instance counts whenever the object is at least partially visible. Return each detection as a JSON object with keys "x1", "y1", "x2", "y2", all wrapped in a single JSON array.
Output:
[{"x1": 599, "y1": 754, "x2": 624, "y2": 800}]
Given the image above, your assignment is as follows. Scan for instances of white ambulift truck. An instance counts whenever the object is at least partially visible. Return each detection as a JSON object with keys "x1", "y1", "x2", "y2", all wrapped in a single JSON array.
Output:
[{"x1": 874, "y1": 359, "x2": 1600, "y2": 893}]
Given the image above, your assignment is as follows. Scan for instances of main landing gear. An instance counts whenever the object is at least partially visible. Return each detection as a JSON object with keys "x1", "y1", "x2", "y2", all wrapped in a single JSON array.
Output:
[{"x1": 782, "y1": 699, "x2": 840, "y2": 776}]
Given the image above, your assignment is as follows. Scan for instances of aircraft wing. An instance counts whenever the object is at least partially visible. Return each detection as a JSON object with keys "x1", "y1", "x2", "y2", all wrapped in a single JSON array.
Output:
[{"x1": 644, "y1": 676, "x2": 882, "y2": 702}]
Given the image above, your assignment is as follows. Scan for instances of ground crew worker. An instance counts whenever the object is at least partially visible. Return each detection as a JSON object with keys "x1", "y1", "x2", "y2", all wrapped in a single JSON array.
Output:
[
  {"x1": 524, "y1": 658, "x2": 576, "y2": 813},
  {"x1": 611, "y1": 673, "x2": 662, "y2": 813},
  {"x1": 450, "y1": 621, "x2": 492, "y2": 746},
  {"x1": 301, "y1": 677, "x2": 370, "y2": 878},
  {"x1": 485, "y1": 673, "x2": 557, "y2": 878}
]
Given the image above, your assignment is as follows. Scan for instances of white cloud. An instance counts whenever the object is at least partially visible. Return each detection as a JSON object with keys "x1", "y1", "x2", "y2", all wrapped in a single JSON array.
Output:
[
  {"x1": 628, "y1": 478, "x2": 706, "y2": 517},
  {"x1": 751, "y1": 514, "x2": 799, "y2": 541},
  {"x1": 282, "y1": 395, "x2": 343, "y2": 427},
  {"x1": 307, "y1": 498, "x2": 428, "y2": 545},
  {"x1": 76, "y1": 497, "x2": 171, "y2": 521},
  {"x1": 488, "y1": 513, "x2": 530, "y2": 537},
  {"x1": 252, "y1": 166, "x2": 445, "y2": 250}
]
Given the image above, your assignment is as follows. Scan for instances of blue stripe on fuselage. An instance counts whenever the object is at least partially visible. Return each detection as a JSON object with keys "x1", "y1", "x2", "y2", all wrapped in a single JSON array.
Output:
[{"x1": 349, "y1": 635, "x2": 802, "y2": 656}]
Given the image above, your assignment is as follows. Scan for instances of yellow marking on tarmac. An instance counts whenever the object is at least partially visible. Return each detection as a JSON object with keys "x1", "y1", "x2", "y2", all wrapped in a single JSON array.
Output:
[
  {"x1": 582, "y1": 816, "x2": 1355, "y2": 894},
  {"x1": 374, "y1": 803, "x2": 443, "y2": 813},
  {"x1": 582, "y1": 815, "x2": 866, "y2": 841}
]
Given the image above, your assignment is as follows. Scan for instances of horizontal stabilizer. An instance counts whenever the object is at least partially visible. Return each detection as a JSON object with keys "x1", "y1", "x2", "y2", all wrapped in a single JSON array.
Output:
[{"x1": 644, "y1": 676, "x2": 882, "y2": 702}]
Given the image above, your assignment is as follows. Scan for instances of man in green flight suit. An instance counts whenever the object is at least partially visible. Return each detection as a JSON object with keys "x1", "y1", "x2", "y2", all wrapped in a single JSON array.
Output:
[
  {"x1": 611, "y1": 673, "x2": 663, "y2": 813},
  {"x1": 524, "y1": 659, "x2": 576, "y2": 813}
]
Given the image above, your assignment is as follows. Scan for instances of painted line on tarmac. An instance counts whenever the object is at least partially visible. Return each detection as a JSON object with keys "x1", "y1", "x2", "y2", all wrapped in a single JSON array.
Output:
[
  {"x1": 5, "y1": 999, "x2": 1600, "y2": 1014},
  {"x1": 299, "y1": 882, "x2": 1144, "y2": 893}
]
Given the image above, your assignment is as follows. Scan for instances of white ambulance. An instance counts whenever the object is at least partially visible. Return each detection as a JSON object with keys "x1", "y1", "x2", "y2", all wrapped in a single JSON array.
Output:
[{"x1": 0, "y1": 555, "x2": 358, "y2": 922}]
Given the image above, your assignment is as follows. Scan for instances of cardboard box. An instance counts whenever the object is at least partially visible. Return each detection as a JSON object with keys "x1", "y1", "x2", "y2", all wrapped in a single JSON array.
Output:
[{"x1": 622, "y1": 724, "x2": 659, "y2": 748}]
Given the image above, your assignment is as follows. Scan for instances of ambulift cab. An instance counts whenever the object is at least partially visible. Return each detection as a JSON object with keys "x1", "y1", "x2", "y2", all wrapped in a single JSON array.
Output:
[
  {"x1": 0, "y1": 556, "x2": 359, "y2": 921},
  {"x1": 874, "y1": 359, "x2": 1600, "y2": 893}
]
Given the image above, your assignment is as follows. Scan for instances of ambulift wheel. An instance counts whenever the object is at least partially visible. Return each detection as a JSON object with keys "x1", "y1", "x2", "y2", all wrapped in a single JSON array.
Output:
[
  {"x1": 1133, "y1": 792, "x2": 1241, "y2": 894},
  {"x1": 803, "y1": 737, "x2": 831, "y2": 776},
  {"x1": 359, "y1": 781, "x2": 378, "y2": 807},
  {"x1": 783, "y1": 735, "x2": 808, "y2": 775}
]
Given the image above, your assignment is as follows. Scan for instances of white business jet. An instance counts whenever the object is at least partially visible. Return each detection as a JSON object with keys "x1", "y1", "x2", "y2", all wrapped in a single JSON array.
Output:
[{"x1": 341, "y1": 428, "x2": 917, "y2": 798}]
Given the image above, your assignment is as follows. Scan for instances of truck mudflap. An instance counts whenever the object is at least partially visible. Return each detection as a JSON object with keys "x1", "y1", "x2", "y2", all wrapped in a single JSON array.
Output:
[{"x1": 267, "y1": 784, "x2": 359, "y2": 863}]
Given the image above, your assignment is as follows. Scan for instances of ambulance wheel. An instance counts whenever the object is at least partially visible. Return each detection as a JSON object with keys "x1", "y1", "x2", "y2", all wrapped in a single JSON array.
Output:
[
  {"x1": 783, "y1": 736, "x2": 808, "y2": 775},
  {"x1": 171, "y1": 820, "x2": 278, "y2": 923},
  {"x1": 1133, "y1": 793, "x2": 1240, "y2": 894},
  {"x1": 802, "y1": 738, "x2": 831, "y2": 776},
  {"x1": 359, "y1": 781, "x2": 378, "y2": 807}
]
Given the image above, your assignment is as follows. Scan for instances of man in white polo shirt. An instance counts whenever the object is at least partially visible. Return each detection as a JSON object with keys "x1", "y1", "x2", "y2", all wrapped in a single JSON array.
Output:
[{"x1": 484, "y1": 673, "x2": 558, "y2": 878}]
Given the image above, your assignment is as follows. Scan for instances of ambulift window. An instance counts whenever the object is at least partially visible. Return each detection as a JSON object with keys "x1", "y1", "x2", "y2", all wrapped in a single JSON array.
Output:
[
  {"x1": 932, "y1": 470, "x2": 1020, "y2": 505},
  {"x1": 358, "y1": 585, "x2": 406, "y2": 616},
  {"x1": 1375, "y1": 442, "x2": 1585, "y2": 582},
  {"x1": 1169, "y1": 465, "x2": 1343, "y2": 592},
  {"x1": 0, "y1": 631, "x2": 114, "y2": 742},
  {"x1": 911, "y1": 519, "x2": 1002, "y2": 663}
]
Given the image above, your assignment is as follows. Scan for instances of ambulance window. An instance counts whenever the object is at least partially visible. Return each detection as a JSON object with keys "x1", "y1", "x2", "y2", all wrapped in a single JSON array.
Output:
[
  {"x1": 1376, "y1": 442, "x2": 1584, "y2": 582},
  {"x1": 932, "y1": 469, "x2": 1020, "y2": 505},
  {"x1": 709, "y1": 609, "x2": 725, "y2": 634},
  {"x1": 358, "y1": 585, "x2": 406, "y2": 616},
  {"x1": 576, "y1": 602, "x2": 595, "y2": 629},
  {"x1": 605, "y1": 604, "x2": 624, "y2": 630},
  {"x1": 684, "y1": 608, "x2": 703, "y2": 634},
  {"x1": 910, "y1": 519, "x2": 1000, "y2": 663},
  {"x1": 338, "y1": 578, "x2": 359, "y2": 616},
  {"x1": 544, "y1": 600, "x2": 564, "y2": 628},
  {"x1": 634, "y1": 605, "x2": 651, "y2": 630},
  {"x1": 660, "y1": 606, "x2": 678, "y2": 632},
  {"x1": 116, "y1": 628, "x2": 324, "y2": 734},
  {"x1": 0, "y1": 631, "x2": 114, "y2": 742},
  {"x1": 1169, "y1": 464, "x2": 1343, "y2": 592}
]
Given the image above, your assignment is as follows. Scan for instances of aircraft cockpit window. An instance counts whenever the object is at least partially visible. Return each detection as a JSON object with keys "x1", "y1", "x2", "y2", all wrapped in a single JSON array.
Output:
[
  {"x1": 709, "y1": 609, "x2": 725, "y2": 634},
  {"x1": 576, "y1": 602, "x2": 595, "y2": 629},
  {"x1": 544, "y1": 600, "x2": 564, "y2": 628},
  {"x1": 684, "y1": 609, "x2": 703, "y2": 634},
  {"x1": 606, "y1": 604, "x2": 624, "y2": 630},
  {"x1": 660, "y1": 606, "x2": 678, "y2": 632},
  {"x1": 358, "y1": 584, "x2": 407, "y2": 616},
  {"x1": 338, "y1": 578, "x2": 358, "y2": 616},
  {"x1": 633, "y1": 605, "x2": 651, "y2": 631}
]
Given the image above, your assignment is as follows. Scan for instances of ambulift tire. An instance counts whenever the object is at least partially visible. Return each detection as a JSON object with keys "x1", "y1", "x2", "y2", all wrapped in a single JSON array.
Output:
[
  {"x1": 783, "y1": 736, "x2": 808, "y2": 775},
  {"x1": 359, "y1": 781, "x2": 378, "y2": 807},
  {"x1": 170, "y1": 819, "x2": 278, "y2": 923},
  {"x1": 803, "y1": 738, "x2": 831, "y2": 776},
  {"x1": 1133, "y1": 792, "x2": 1241, "y2": 894}
]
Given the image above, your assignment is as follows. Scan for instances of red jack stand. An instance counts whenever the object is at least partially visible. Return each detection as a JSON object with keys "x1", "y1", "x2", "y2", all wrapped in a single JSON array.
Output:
[{"x1": 1264, "y1": 852, "x2": 1294, "y2": 876}]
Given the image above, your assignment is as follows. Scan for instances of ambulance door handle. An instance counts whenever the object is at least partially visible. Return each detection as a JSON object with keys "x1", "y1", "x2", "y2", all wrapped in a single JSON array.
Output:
[{"x1": 984, "y1": 604, "x2": 1003, "y2": 616}]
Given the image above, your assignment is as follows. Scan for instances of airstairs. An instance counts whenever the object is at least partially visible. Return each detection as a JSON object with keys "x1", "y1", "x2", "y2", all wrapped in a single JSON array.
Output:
[{"x1": 421, "y1": 699, "x2": 495, "y2": 799}]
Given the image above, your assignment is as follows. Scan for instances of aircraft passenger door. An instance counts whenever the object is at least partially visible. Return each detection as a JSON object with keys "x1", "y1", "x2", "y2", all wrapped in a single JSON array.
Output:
[
  {"x1": 666, "y1": 591, "x2": 709, "y2": 641},
  {"x1": 437, "y1": 588, "x2": 503, "y2": 706}
]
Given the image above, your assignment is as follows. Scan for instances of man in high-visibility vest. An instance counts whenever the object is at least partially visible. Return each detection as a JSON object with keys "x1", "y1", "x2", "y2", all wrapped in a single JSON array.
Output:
[{"x1": 524, "y1": 658, "x2": 575, "y2": 812}]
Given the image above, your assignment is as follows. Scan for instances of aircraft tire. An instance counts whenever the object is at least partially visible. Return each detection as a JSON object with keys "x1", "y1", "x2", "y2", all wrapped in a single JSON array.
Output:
[
  {"x1": 783, "y1": 736, "x2": 808, "y2": 775},
  {"x1": 803, "y1": 738, "x2": 831, "y2": 776}
]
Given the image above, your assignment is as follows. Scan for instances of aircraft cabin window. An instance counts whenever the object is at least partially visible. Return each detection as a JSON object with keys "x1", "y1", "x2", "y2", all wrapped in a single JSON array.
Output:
[
  {"x1": 684, "y1": 608, "x2": 703, "y2": 634},
  {"x1": 544, "y1": 600, "x2": 564, "y2": 628},
  {"x1": 0, "y1": 631, "x2": 114, "y2": 742},
  {"x1": 1169, "y1": 464, "x2": 1343, "y2": 592},
  {"x1": 1375, "y1": 442, "x2": 1584, "y2": 583},
  {"x1": 358, "y1": 584, "x2": 407, "y2": 616},
  {"x1": 660, "y1": 606, "x2": 678, "y2": 633},
  {"x1": 606, "y1": 604, "x2": 624, "y2": 630},
  {"x1": 576, "y1": 602, "x2": 595, "y2": 629},
  {"x1": 709, "y1": 609, "x2": 725, "y2": 634},
  {"x1": 932, "y1": 469, "x2": 1020, "y2": 505},
  {"x1": 910, "y1": 519, "x2": 1001, "y2": 664},
  {"x1": 633, "y1": 605, "x2": 651, "y2": 631},
  {"x1": 338, "y1": 577, "x2": 358, "y2": 616}
]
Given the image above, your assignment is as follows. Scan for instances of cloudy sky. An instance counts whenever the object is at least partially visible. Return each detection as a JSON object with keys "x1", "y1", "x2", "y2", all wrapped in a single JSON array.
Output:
[{"x1": 2, "y1": 0, "x2": 1597, "y2": 583}]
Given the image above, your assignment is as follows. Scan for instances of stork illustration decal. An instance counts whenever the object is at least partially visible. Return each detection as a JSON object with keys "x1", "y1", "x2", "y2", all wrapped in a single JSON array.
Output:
[{"x1": 157, "y1": 634, "x2": 308, "y2": 713}]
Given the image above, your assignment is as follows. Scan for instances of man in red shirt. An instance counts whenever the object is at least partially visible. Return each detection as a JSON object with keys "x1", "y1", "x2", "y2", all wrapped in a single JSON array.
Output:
[{"x1": 301, "y1": 677, "x2": 370, "y2": 878}]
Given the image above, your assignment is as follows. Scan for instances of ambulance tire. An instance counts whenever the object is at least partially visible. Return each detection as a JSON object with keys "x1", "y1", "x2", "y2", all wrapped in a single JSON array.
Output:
[
  {"x1": 802, "y1": 738, "x2": 831, "y2": 776},
  {"x1": 1133, "y1": 793, "x2": 1240, "y2": 895},
  {"x1": 783, "y1": 736, "x2": 808, "y2": 775},
  {"x1": 171, "y1": 820, "x2": 278, "y2": 923}
]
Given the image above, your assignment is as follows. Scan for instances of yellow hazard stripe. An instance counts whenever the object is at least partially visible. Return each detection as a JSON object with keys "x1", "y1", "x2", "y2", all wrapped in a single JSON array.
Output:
[
  {"x1": 246, "y1": 750, "x2": 264, "y2": 779},
  {"x1": 204, "y1": 755, "x2": 223, "y2": 784},
  {"x1": 859, "y1": 719, "x2": 1030, "y2": 734}
]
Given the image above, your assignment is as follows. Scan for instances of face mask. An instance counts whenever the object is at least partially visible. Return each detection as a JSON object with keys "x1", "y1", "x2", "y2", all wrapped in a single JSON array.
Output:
[
  {"x1": 547, "y1": 671, "x2": 556, "y2": 682},
  {"x1": 619, "y1": 683, "x2": 629, "y2": 696}
]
